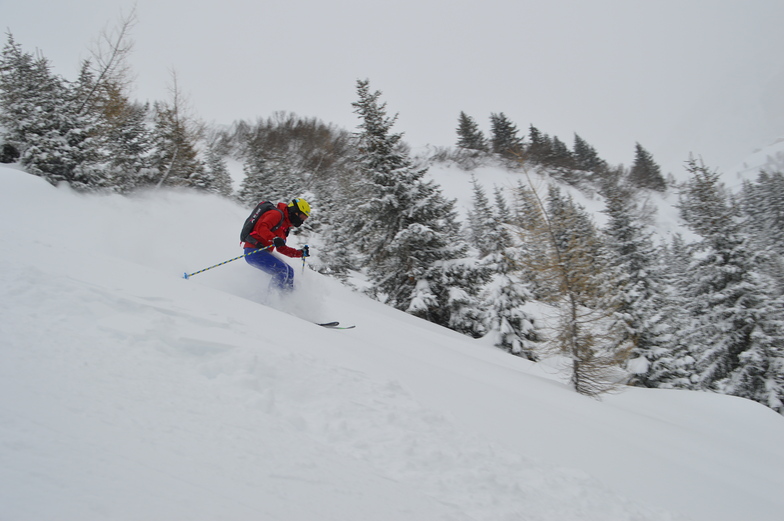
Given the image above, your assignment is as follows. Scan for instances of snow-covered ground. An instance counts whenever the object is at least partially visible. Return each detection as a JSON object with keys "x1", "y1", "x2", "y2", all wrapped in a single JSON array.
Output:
[{"x1": 2, "y1": 164, "x2": 783, "y2": 521}]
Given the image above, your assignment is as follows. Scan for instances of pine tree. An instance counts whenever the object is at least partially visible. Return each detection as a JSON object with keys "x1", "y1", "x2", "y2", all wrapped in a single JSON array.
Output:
[
  {"x1": 203, "y1": 145, "x2": 233, "y2": 197},
  {"x1": 350, "y1": 79, "x2": 419, "y2": 257},
  {"x1": 572, "y1": 134, "x2": 606, "y2": 173},
  {"x1": 313, "y1": 213, "x2": 362, "y2": 285},
  {"x1": 527, "y1": 125, "x2": 552, "y2": 165},
  {"x1": 456, "y1": 111, "x2": 488, "y2": 152},
  {"x1": 677, "y1": 158, "x2": 784, "y2": 413},
  {"x1": 309, "y1": 161, "x2": 363, "y2": 284},
  {"x1": 237, "y1": 154, "x2": 294, "y2": 207},
  {"x1": 649, "y1": 234, "x2": 698, "y2": 389},
  {"x1": 548, "y1": 136, "x2": 574, "y2": 169},
  {"x1": 474, "y1": 185, "x2": 539, "y2": 358},
  {"x1": 0, "y1": 34, "x2": 36, "y2": 153},
  {"x1": 628, "y1": 143, "x2": 666, "y2": 191},
  {"x1": 74, "y1": 43, "x2": 156, "y2": 194},
  {"x1": 103, "y1": 98, "x2": 155, "y2": 193},
  {"x1": 600, "y1": 181, "x2": 671, "y2": 387},
  {"x1": 62, "y1": 64, "x2": 107, "y2": 190},
  {"x1": 494, "y1": 186, "x2": 512, "y2": 224},
  {"x1": 739, "y1": 171, "x2": 784, "y2": 294},
  {"x1": 0, "y1": 35, "x2": 106, "y2": 190},
  {"x1": 146, "y1": 72, "x2": 208, "y2": 190},
  {"x1": 489, "y1": 112, "x2": 524, "y2": 160},
  {"x1": 149, "y1": 98, "x2": 204, "y2": 189},
  {"x1": 468, "y1": 175, "x2": 499, "y2": 257},
  {"x1": 351, "y1": 79, "x2": 487, "y2": 335}
]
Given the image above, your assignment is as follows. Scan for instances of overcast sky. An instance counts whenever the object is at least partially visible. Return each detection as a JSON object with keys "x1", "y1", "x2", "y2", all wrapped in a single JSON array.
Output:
[{"x1": 5, "y1": 0, "x2": 784, "y2": 179}]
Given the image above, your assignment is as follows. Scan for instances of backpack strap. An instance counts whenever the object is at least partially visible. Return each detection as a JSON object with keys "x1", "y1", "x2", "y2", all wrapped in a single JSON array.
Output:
[{"x1": 269, "y1": 207, "x2": 285, "y2": 232}]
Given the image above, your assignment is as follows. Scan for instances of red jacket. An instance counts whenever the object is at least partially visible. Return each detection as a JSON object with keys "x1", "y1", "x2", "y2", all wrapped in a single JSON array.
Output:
[{"x1": 243, "y1": 202, "x2": 304, "y2": 258}]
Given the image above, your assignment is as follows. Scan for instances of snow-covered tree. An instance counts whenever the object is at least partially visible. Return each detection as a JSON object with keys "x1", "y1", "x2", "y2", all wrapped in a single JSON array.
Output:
[
  {"x1": 149, "y1": 101, "x2": 203, "y2": 189},
  {"x1": 351, "y1": 79, "x2": 487, "y2": 335},
  {"x1": 203, "y1": 145, "x2": 233, "y2": 197},
  {"x1": 0, "y1": 34, "x2": 38, "y2": 152},
  {"x1": 600, "y1": 182, "x2": 671, "y2": 387},
  {"x1": 467, "y1": 175, "x2": 500, "y2": 257},
  {"x1": 677, "y1": 158, "x2": 784, "y2": 413},
  {"x1": 648, "y1": 234, "x2": 698, "y2": 389},
  {"x1": 739, "y1": 170, "x2": 784, "y2": 294},
  {"x1": 102, "y1": 97, "x2": 155, "y2": 193},
  {"x1": 473, "y1": 185, "x2": 539, "y2": 358},
  {"x1": 237, "y1": 154, "x2": 294, "y2": 207},
  {"x1": 0, "y1": 35, "x2": 106, "y2": 190},
  {"x1": 148, "y1": 73, "x2": 206, "y2": 190}
]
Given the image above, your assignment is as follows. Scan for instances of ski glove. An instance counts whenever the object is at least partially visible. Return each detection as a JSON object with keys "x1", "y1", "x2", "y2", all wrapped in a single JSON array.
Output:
[
  {"x1": 300, "y1": 245, "x2": 310, "y2": 258},
  {"x1": 273, "y1": 237, "x2": 286, "y2": 248}
]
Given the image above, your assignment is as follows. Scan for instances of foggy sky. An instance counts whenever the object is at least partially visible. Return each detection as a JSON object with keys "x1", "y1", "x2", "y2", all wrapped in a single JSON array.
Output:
[{"x1": 5, "y1": 0, "x2": 784, "y2": 179}]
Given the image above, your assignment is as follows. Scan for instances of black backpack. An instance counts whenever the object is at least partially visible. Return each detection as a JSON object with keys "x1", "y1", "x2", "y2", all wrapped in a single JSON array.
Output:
[{"x1": 240, "y1": 201, "x2": 285, "y2": 247}]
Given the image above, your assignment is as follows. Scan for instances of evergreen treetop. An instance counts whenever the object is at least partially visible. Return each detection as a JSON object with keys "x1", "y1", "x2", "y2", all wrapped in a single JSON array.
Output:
[
  {"x1": 456, "y1": 111, "x2": 488, "y2": 152},
  {"x1": 629, "y1": 142, "x2": 666, "y2": 191}
]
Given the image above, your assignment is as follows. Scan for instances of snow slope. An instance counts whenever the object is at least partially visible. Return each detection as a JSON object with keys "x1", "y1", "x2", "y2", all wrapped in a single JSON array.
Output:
[{"x1": 2, "y1": 165, "x2": 783, "y2": 521}]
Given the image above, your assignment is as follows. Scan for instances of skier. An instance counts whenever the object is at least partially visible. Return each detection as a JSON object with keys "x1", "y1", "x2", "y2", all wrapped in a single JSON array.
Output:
[{"x1": 242, "y1": 198, "x2": 311, "y2": 291}]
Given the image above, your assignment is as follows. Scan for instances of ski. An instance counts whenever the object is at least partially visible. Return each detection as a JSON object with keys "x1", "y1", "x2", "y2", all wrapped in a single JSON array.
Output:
[{"x1": 317, "y1": 321, "x2": 356, "y2": 329}]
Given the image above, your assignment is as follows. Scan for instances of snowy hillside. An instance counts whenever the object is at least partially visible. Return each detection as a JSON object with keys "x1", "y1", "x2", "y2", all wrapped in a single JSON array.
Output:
[
  {"x1": 423, "y1": 159, "x2": 688, "y2": 243},
  {"x1": 2, "y1": 165, "x2": 783, "y2": 521}
]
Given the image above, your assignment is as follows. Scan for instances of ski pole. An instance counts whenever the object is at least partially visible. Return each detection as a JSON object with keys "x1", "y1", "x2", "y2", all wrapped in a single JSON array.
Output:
[{"x1": 183, "y1": 245, "x2": 272, "y2": 279}]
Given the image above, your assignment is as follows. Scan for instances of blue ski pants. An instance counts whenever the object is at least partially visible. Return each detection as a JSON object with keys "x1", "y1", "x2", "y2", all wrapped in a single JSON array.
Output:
[{"x1": 244, "y1": 248, "x2": 295, "y2": 291}]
